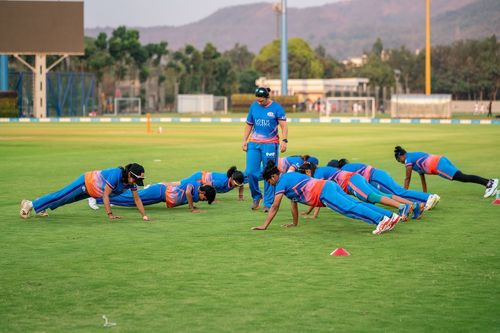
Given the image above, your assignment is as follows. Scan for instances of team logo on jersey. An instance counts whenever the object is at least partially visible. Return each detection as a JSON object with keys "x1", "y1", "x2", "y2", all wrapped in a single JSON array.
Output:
[
  {"x1": 267, "y1": 112, "x2": 274, "y2": 117},
  {"x1": 81, "y1": 186, "x2": 86, "y2": 192},
  {"x1": 255, "y1": 119, "x2": 271, "y2": 127}
]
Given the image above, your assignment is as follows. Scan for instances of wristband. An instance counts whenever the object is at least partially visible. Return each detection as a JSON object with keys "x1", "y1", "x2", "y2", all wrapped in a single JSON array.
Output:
[
  {"x1": 282, "y1": 139, "x2": 288, "y2": 143},
  {"x1": 107, "y1": 212, "x2": 113, "y2": 216}
]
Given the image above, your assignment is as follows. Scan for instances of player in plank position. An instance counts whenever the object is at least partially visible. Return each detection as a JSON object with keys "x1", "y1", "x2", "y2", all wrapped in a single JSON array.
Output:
[
  {"x1": 89, "y1": 177, "x2": 216, "y2": 213},
  {"x1": 20, "y1": 163, "x2": 149, "y2": 221},
  {"x1": 329, "y1": 158, "x2": 439, "y2": 211},
  {"x1": 394, "y1": 146, "x2": 498, "y2": 198},
  {"x1": 251, "y1": 161, "x2": 401, "y2": 235}
]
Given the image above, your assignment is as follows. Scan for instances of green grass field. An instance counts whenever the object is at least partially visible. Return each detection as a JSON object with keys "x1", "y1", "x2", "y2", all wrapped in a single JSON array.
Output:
[{"x1": 1, "y1": 122, "x2": 499, "y2": 332}]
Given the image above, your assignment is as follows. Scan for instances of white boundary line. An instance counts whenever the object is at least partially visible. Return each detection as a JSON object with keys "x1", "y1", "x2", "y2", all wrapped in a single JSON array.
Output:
[{"x1": 1, "y1": 117, "x2": 498, "y2": 125}]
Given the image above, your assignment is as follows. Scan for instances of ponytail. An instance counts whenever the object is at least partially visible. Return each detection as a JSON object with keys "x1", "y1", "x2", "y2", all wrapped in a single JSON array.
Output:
[
  {"x1": 262, "y1": 160, "x2": 279, "y2": 181},
  {"x1": 394, "y1": 146, "x2": 407, "y2": 160},
  {"x1": 226, "y1": 166, "x2": 237, "y2": 178},
  {"x1": 338, "y1": 158, "x2": 349, "y2": 168}
]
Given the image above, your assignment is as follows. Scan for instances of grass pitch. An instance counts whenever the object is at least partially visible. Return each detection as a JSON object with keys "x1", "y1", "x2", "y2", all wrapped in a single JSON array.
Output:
[{"x1": 0, "y1": 122, "x2": 499, "y2": 332}]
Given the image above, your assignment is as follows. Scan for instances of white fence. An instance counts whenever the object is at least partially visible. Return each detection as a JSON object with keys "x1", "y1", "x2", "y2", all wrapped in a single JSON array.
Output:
[
  {"x1": 177, "y1": 94, "x2": 227, "y2": 114},
  {"x1": 391, "y1": 94, "x2": 452, "y2": 119}
]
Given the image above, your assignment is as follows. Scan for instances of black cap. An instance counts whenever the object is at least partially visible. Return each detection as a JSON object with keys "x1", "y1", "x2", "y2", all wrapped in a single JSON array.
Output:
[
  {"x1": 128, "y1": 163, "x2": 145, "y2": 186},
  {"x1": 255, "y1": 87, "x2": 270, "y2": 98}
]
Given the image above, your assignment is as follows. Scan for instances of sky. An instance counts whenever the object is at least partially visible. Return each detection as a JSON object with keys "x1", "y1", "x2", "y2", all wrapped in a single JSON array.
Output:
[{"x1": 84, "y1": 0, "x2": 341, "y2": 28}]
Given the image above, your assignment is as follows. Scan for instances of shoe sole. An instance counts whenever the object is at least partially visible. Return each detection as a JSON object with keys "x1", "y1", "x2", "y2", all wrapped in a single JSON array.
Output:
[{"x1": 20, "y1": 200, "x2": 32, "y2": 219}]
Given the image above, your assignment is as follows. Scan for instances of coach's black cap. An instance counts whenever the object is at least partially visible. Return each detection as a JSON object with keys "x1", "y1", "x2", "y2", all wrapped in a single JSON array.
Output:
[
  {"x1": 128, "y1": 163, "x2": 145, "y2": 186},
  {"x1": 255, "y1": 87, "x2": 271, "y2": 98}
]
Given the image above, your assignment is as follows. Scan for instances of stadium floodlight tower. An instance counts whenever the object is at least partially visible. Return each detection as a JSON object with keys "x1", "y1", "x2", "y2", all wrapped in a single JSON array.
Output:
[{"x1": 0, "y1": 1, "x2": 84, "y2": 118}]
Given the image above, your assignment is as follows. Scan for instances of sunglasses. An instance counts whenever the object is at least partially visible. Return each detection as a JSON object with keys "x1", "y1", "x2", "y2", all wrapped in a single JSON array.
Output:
[{"x1": 130, "y1": 171, "x2": 145, "y2": 180}]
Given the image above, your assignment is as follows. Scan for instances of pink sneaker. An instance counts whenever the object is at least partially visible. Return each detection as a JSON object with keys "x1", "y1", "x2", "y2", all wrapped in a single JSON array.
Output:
[
  {"x1": 387, "y1": 213, "x2": 401, "y2": 231},
  {"x1": 372, "y1": 216, "x2": 392, "y2": 235}
]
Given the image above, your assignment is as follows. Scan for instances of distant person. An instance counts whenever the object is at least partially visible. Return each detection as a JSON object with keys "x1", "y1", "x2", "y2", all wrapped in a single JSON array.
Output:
[
  {"x1": 316, "y1": 97, "x2": 321, "y2": 112},
  {"x1": 473, "y1": 101, "x2": 479, "y2": 115},
  {"x1": 394, "y1": 146, "x2": 498, "y2": 198},
  {"x1": 20, "y1": 163, "x2": 150, "y2": 221},
  {"x1": 242, "y1": 87, "x2": 288, "y2": 213},
  {"x1": 379, "y1": 102, "x2": 385, "y2": 114},
  {"x1": 487, "y1": 99, "x2": 493, "y2": 118},
  {"x1": 479, "y1": 102, "x2": 485, "y2": 114}
]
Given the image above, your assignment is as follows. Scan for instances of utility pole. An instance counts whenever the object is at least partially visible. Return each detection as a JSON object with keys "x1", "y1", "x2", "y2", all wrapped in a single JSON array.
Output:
[
  {"x1": 425, "y1": 0, "x2": 431, "y2": 95},
  {"x1": 280, "y1": 0, "x2": 288, "y2": 96},
  {"x1": 272, "y1": 2, "x2": 281, "y2": 40}
]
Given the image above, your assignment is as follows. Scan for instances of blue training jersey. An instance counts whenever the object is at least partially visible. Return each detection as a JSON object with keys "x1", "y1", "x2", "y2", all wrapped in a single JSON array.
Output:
[
  {"x1": 165, "y1": 179, "x2": 200, "y2": 208},
  {"x1": 181, "y1": 171, "x2": 235, "y2": 193},
  {"x1": 180, "y1": 172, "x2": 203, "y2": 186},
  {"x1": 313, "y1": 166, "x2": 339, "y2": 180},
  {"x1": 278, "y1": 156, "x2": 319, "y2": 173},
  {"x1": 84, "y1": 167, "x2": 137, "y2": 198},
  {"x1": 203, "y1": 172, "x2": 234, "y2": 193},
  {"x1": 341, "y1": 163, "x2": 374, "y2": 181},
  {"x1": 405, "y1": 152, "x2": 441, "y2": 175},
  {"x1": 275, "y1": 172, "x2": 327, "y2": 207},
  {"x1": 246, "y1": 100, "x2": 286, "y2": 144}
]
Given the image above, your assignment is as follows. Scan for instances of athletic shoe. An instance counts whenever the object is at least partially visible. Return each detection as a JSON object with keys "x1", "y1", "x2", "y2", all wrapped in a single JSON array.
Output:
[
  {"x1": 37, "y1": 210, "x2": 49, "y2": 217},
  {"x1": 262, "y1": 207, "x2": 270, "y2": 213},
  {"x1": 430, "y1": 194, "x2": 440, "y2": 210},
  {"x1": 398, "y1": 203, "x2": 413, "y2": 222},
  {"x1": 484, "y1": 178, "x2": 499, "y2": 198},
  {"x1": 372, "y1": 216, "x2": 392, "y2": 235},
  {"x1": 412, "y1": 202, "x2": 425, "y2": 219},
  {"x1": 251, "y1": 198, "x2": 262, "y2": 210},
  {"x1": 20, "y1": 199, "x2": 33, "y2": 219},
  {"x1": 387, "y1": 213, "x2": 401, "y2": 231},
  {"x1": 424, "y1": 195, "x2": 435, "y2": 211},
  {"x1": 88, "y1": 197, "x2": 99, "y2": 210}
]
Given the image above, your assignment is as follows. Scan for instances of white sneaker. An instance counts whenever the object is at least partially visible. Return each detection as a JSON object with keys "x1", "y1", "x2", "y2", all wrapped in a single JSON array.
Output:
[
  {"x1": 37, "y1": 210, "x2": 49, "y2": 217},
  {"x1": 424, "y1": 195, "x2": 435, "y2": 211},
  {"x1": 484, "y1": 179, "x2": 499, "y2": 198},
  {"x1": 372, "y1": 216, "x2": 392, "y2": 235},
  {"x1": 430, "y1": 194, "x2": 440, "y2": 209},
  {"x1": 88, "y1": 197, "x2": 99, "y2": 210},
  {"x1": 20, "y1": 199, "x2": 33, "y2": 219}
]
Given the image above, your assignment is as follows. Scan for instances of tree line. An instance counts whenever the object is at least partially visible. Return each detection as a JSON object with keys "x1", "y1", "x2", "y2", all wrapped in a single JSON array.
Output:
[{"x1": 32, "y1": 26, "x2": 499, "y2": 110}]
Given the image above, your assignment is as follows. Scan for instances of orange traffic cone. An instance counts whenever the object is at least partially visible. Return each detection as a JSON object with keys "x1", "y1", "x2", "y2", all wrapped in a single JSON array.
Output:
[{"x1": 330, "y1": 248, "x2": 351, "y2": 256}]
